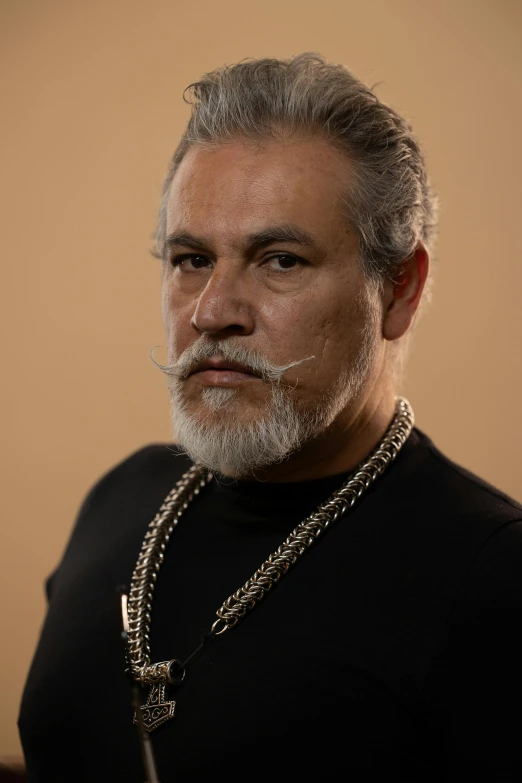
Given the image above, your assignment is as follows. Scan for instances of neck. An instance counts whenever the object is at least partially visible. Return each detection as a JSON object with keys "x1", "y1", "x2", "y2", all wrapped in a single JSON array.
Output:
[{"x1": 229, "y1": 388, "x2": 398, "y2": 484}]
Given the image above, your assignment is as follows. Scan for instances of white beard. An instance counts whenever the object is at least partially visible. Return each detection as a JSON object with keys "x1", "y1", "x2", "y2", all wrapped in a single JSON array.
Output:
[
  {"x1": 170, "y1": 379, "x2": 327, "y2": 477},
  {"x1": 159, "y1": 302, "x2": 379, "y2": 477}
]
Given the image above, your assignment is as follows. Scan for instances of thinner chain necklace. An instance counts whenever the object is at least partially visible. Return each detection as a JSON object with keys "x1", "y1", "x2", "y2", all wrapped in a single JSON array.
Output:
[{"x1": 124, "y1": 397, "x2": 414, "y2": 732}]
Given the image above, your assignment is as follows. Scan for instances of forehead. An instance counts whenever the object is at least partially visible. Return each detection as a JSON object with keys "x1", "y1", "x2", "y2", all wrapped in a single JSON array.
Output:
[{"x1": 165, "y1": 138, "x2": 355, "y2": 242}]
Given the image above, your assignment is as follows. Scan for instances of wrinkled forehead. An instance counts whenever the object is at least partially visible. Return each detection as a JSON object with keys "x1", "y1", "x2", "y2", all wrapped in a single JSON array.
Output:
[{"x1": 165, "y1": 139, "x2": 355, "y2": 246}]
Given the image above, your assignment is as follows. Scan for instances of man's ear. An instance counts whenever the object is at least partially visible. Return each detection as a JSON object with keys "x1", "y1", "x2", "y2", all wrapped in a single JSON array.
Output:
[{"x1": 382, "y1": 242, "x2": 430, "y2": 341}]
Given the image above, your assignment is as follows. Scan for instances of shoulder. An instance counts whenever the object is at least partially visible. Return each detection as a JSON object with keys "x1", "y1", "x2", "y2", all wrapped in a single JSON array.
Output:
[
  {"x1": 45, "y1": 445, "x2": 194, "y2": 598},
  {"x1": 78, "y1": 444, "x2": 193, "y2": 514},
  {"x1": 402, "y1": 428, "x2": 522, "y2": 523},
  {"x1": 80, "y1": 443, "x2": 188, "y2": 497},
  {"x1": 60, "y1": 445, "x2": 193, "y2": 559},
  {"x1": 377, "y1": 428, "x2": 522, "y2": 592}
]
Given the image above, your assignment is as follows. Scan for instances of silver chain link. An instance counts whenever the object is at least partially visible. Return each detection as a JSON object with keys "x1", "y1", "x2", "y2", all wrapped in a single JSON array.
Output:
[{"x1": 126, "y1": 397, "x2": 414, "y2": 685}]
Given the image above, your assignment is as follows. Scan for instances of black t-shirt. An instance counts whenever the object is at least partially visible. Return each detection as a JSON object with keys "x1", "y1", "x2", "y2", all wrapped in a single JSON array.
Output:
[{"x1": 19, "y1": 429, "x2": 522, "y2": 782}]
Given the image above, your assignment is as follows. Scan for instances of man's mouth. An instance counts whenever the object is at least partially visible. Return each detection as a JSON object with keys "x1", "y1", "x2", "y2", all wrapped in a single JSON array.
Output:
[{"x1": 189, "y1": 357, "x2": 260, "y2": 386}]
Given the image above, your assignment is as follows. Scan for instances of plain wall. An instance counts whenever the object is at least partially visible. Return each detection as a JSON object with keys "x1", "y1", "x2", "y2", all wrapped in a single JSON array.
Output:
[{"x1": 1, "y1": 0, "x2": 521, "y2": 757}]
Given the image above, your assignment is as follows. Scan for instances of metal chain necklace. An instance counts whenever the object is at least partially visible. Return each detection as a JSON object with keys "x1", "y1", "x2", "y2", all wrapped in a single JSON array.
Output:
[{"x1": 124, "y1": 397, "x2": 414, "y2": 732}]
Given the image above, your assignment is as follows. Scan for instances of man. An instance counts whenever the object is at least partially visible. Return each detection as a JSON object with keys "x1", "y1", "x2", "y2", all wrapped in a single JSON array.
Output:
[{"x1": 19, "y1": 54, "x2": 522, "y2": 782}]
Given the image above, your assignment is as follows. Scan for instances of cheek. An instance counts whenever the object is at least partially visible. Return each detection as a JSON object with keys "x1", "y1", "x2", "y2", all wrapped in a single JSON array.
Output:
[
  {"x1": 161, "y1": 286, "x2": 170, "y2": 330},
  {"x1": 161, "y1": 287, "x2": 176, "y2": 346},
  {"x1": 259, "y1": 297, "x2": 349, "y2": 388},
  {"x1": 301, "y1": 299, "x2": 372, "y2": 373},
  {"x1": 259, "y1": 298, "x2": 321, "y2": 357},
  {"x1": 162, "y1": 286, "x2": 192, "y2": 361}
]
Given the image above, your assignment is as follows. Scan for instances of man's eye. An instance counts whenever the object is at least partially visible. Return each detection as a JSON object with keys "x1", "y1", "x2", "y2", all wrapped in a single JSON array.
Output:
[
  {"x1": 267, "y1": 254, "x2": 300, "y2": 271},
  {"x1": 172, "y1": 254, "x2": 211, "y2": 271}
]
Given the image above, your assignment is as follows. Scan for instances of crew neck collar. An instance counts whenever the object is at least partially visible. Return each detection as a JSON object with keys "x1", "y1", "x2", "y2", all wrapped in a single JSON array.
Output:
[
  {"x1": 209, "y1": 427, "x2": 419, "y2": 506},
  {"x1": 213, "y1": 469, "x2": 351, "y2": 499}
]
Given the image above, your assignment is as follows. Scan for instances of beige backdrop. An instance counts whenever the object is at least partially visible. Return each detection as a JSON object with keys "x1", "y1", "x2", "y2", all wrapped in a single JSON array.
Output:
[{"x1": 1, "y1": 0, "x2": 521, "y2": 757}]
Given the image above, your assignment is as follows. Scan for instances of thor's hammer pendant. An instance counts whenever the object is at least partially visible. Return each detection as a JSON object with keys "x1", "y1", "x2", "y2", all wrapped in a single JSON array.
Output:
[{"x1": 134, "y1": 682, "x2": 176, "y2": 732}]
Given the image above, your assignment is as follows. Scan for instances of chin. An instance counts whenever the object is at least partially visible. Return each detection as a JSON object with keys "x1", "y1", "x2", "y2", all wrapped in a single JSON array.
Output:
[{"x1": 170, "y1": 382, "x2": 329, "y2": 478}]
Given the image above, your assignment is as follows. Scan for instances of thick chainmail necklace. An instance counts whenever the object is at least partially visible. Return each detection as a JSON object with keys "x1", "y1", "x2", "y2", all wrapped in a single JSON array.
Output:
[{"x1": 124, "y1": 397, "x2": 414, "y2": 733}]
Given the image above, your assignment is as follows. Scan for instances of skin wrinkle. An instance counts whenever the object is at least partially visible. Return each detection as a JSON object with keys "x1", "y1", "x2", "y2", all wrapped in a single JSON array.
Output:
[
  {"x1": 161, "y1": 137, "x2": 428, "y2": 481},
  {"x1": 156, "y1": 58, "x2": 438, "y2": 286}
]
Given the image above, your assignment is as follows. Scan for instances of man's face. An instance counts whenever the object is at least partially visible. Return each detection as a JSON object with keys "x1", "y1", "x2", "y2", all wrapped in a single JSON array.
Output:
[{"x1": 161, "y1": 137, "x2": 386, "y2": 475}]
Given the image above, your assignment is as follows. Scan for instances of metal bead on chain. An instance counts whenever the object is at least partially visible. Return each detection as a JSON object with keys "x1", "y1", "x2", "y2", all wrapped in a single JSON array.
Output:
[{"x1": 126, "y1": 397, "x2": 414, "y2": 685}]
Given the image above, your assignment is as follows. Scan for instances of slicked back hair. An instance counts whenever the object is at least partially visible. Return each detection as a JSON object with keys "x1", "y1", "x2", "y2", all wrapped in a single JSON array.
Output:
[{"x1": 155, "y1": 53, "x2": 438, "y2": 288}]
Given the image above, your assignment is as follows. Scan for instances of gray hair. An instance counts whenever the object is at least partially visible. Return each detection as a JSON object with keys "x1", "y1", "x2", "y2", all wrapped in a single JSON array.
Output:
[{"x1": 155, "y1": 53, "x2": 438, "y2": 286}]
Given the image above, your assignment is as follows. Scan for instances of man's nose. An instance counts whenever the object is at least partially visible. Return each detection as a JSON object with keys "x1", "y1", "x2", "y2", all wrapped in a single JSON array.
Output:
[{"x1": 191, "y1": 265, "x2": 256, "y2": 336}]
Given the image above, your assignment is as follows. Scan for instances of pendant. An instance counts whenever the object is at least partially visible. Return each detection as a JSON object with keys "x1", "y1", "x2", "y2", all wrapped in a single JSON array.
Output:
[{"x1": 134, "y1": 682, "x2": 176, "y2": 732}]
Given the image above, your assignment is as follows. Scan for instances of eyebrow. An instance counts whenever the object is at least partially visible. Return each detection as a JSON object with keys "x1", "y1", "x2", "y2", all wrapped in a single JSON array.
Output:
[
  {"x1": 246, "y1": 224, "x2": 321, "y2": 250},
  {"x1": 163, "y1": 233, "x2": 208, "y2": 256},
  {"x1": 162, "y1": 223, "x2": 323, "y2": 258}
]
